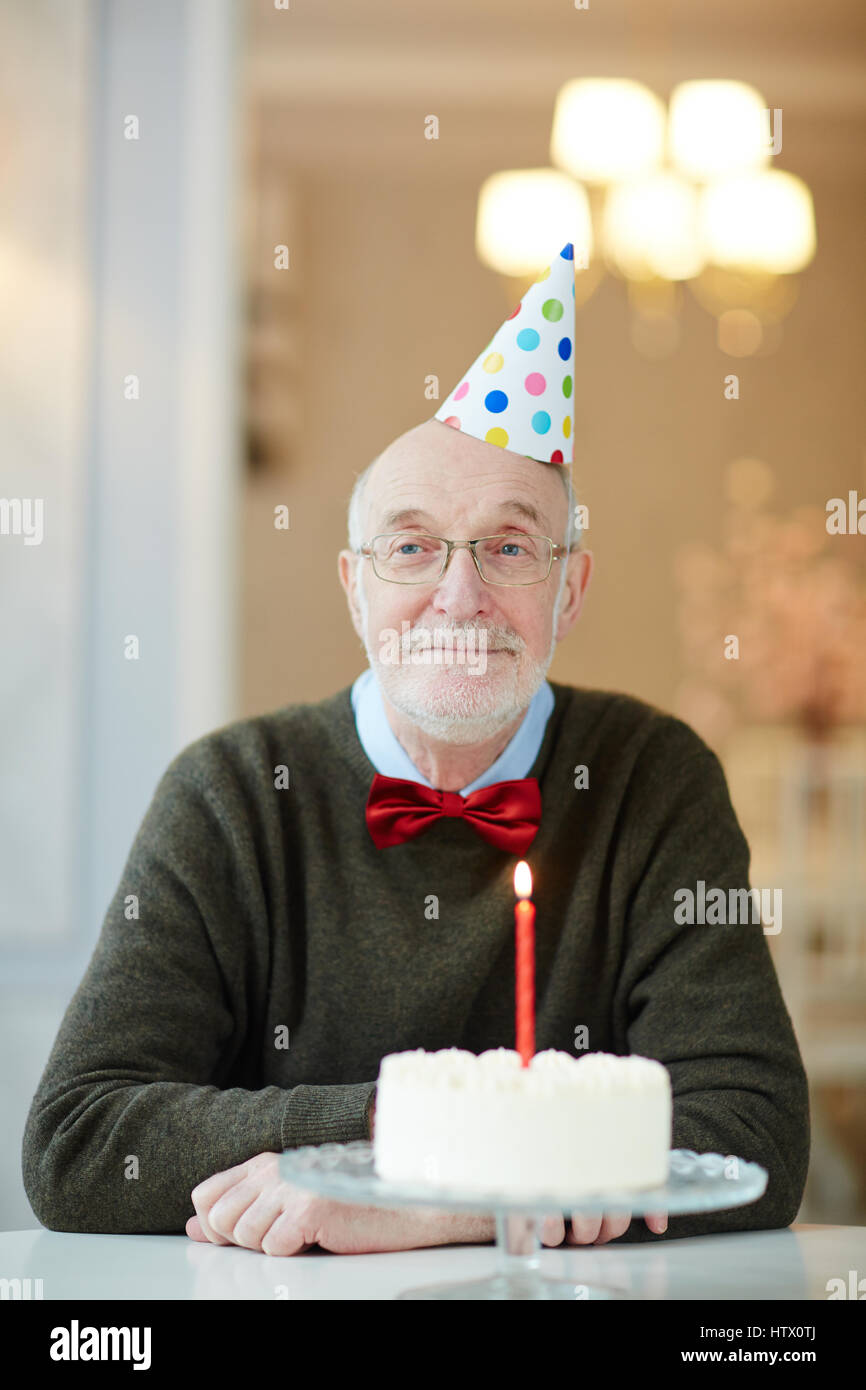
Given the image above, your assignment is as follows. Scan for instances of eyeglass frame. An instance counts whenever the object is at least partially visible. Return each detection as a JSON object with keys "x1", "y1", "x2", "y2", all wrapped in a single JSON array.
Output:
[{"x1": 356, "y1": 531, "x2": 573, "y2": 587}]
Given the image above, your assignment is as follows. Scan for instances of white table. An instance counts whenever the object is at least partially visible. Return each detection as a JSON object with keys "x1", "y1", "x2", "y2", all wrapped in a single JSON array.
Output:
[{"x1": 1, "y1": 1224, "x2": 863, "y2": 1300}]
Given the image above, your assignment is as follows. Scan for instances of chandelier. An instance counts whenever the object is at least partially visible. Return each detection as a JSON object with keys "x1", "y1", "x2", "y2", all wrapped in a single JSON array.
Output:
[{"x1": 476, "y1": 79, "x2": 816, "y2": 358}]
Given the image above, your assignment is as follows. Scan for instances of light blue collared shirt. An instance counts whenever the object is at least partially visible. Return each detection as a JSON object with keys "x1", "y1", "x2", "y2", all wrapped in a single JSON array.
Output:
[{"x1": 350, "y1": 667, "x2": 554, "y2": 795}]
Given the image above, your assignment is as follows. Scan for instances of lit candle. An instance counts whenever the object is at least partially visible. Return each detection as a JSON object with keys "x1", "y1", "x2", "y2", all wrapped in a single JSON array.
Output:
[{"x1": 514, "y1": 860, "x2": 535, "y2": 1068}]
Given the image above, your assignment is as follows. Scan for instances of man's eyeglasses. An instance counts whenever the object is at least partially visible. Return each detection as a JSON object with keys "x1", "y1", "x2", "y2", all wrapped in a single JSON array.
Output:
[{"x1": 357, "y1": 531, "x2": 569, "y2": 587}]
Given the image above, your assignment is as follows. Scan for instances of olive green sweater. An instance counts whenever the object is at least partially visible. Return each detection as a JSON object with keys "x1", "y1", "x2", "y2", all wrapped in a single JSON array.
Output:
[{"x1": 22, "y1": 681, "x2": 810, "y2": 1241}]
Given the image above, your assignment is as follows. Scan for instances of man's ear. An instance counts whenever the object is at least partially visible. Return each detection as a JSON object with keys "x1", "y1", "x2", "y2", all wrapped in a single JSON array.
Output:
[
  {"x1": 554, "y1": 549, "x2": 593, "y2": 642},
  {"x1": 338, "y1": 549, "x2": 365, "y2": 641}
]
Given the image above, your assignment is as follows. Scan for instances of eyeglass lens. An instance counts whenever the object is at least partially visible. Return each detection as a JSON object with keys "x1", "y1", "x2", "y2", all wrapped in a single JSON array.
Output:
[{"x1": 371, "y1": 532, "x2": 550, "y2": 583}]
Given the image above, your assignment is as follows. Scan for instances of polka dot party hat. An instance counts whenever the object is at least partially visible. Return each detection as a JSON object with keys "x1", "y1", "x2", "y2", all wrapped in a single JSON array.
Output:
[{"x1": 433, "y1": 242, "x2": 575, "y2": 465}]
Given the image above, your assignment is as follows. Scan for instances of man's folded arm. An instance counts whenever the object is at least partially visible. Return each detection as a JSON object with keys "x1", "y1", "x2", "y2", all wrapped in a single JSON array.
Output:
[
  {"x1": 611, "y1": 723, "x2": 810, "y2": 1243},
  {"x1": 22, "y1": 747, "x2": 376, "y2": 1235}
]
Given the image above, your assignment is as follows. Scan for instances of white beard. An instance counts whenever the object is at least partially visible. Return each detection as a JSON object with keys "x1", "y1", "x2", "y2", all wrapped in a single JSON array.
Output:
[{"x1": 356, "y1": 570, "x2": 567, "y2": 746}]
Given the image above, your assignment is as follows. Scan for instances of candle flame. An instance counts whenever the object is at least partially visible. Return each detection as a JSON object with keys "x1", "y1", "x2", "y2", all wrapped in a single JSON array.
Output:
[{"x1": 514, "y1": 860, "x2": 532, "y2": 899}]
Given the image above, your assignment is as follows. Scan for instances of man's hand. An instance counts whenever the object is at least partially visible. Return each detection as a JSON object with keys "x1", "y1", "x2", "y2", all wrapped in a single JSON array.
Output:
[
  {"x1": 187, "y1": 1152, "x2": 666, "y2": 1254},
  {"x1": 564, "y1": 1209, "x2": 667, "y2": 1243},
  {"x1": 187, "y1": 1151, "x2": 515, "y2": 1255}
]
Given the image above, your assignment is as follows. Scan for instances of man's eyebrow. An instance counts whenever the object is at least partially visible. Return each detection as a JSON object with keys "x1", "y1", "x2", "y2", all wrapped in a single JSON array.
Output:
[
  {"x1": 379, "y1": 507, "x2": 435, "y2": 532},
  {"x1": 378, "y1": 499, "x2": 548, "y2": 533}
]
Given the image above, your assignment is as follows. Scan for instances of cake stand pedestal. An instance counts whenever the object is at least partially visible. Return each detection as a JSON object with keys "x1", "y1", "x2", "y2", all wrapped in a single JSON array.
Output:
[{"x1": 279, "y1": 1143, "x2": 767, "y2": 1300}]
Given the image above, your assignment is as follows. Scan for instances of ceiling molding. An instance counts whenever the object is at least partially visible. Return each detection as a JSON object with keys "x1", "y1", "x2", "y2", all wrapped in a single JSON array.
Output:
[{"x1": 244, "y1": 43, "x2": 866, "y2": 118}]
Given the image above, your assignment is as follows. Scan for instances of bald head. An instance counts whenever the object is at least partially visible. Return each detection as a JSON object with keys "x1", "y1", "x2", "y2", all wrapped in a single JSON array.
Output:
[{"x1": 347, "y1": 419, "x2": 576, "y2": 552}]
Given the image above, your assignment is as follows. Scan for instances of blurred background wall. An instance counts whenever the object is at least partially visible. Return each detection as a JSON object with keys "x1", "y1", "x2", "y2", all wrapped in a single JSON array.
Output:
[
  {"x1": 1, "y1": 0, "x2": 864, "y2": 1231},
  {"x1": 0, "y1": 0, "x2": 240, "y2": 1230}
]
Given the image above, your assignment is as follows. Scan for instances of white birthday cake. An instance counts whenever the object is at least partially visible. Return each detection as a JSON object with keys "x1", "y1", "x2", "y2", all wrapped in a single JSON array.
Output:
[{"x1": 372, "y1": 1047, "x2": 672, "y2": 1196}]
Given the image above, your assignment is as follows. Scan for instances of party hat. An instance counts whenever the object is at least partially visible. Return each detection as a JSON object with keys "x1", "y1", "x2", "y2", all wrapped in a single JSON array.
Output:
[{"x1": 433, "y1": 242, "x2": 576, "y2": 465}]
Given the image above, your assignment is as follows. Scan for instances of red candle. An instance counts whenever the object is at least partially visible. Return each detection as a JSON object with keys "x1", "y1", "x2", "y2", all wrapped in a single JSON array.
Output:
[{"x1": 514, "y1": 860, "x2": 535, "y2": 1067}]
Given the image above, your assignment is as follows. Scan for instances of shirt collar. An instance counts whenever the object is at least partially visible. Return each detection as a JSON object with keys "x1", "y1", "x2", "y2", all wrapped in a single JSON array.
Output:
[{"x1": 350, "y1": 667, "x2": 553, "y2": 795}]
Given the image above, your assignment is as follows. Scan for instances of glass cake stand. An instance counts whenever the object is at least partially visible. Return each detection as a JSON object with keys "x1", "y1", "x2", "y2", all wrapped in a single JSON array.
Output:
[{"x1": 279, "y1": 1142, "x2": 767, "y2": 1300}]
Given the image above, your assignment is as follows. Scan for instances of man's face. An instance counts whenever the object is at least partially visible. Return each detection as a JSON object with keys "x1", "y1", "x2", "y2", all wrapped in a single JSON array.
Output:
[{"x1": 339, "y1": 419, "x2": 588, "y2": 744}]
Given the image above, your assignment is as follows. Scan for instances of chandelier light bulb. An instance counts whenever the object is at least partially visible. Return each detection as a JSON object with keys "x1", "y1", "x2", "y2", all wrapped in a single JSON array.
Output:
[
  {"x1": 476, "y1": 169, "x2": 593, "y2": 276},
  {"x1": 700, "y1": 171, "x2": 817, "y2": 273},
  {"x1": 550, "y1": 78, "x2": 666, "y2": 184},
  {"x1": 668, "y1": 80, "x2": 772, "y2": 181},
  {"x1": 603, "y1": 172, "x2": 705, "y2": 281}
]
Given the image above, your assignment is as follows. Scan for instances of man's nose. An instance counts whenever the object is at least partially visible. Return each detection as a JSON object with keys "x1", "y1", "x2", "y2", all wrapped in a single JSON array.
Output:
[{"x1": 430, "y1": 545, "x2": 492, "y2": 618}]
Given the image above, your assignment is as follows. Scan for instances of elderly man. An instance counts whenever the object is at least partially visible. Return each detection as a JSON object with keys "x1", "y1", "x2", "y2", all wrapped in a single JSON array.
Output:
[{"x1": 23, "y1": 245, "x2": 809, "y2": 1256}]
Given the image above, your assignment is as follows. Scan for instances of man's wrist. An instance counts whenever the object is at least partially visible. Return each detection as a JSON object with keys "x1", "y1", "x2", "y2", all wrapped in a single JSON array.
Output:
[{"x1": 436, "y1": 1212, "x2": 496, "y2": 1245}]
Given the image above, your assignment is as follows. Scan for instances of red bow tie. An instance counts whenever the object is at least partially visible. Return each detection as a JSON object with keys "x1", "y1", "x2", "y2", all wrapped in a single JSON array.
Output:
[{"x1": 365, "y1": 773, "x2": 542, "y2": 854}]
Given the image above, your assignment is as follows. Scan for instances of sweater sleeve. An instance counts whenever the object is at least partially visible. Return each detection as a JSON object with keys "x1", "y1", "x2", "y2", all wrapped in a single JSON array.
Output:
[
  {"x1": 611, "y1": 720, "x2": 810, "y2": 1243},
  {"x1": 21, "y1": 750, "x2": 376, "y2": 1235}
]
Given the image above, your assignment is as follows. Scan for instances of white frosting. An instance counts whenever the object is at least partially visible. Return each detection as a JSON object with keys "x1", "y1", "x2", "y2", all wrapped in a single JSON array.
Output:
[{"x1": 372, "y1": 1048, "x2": 672, "y2": 1196}]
